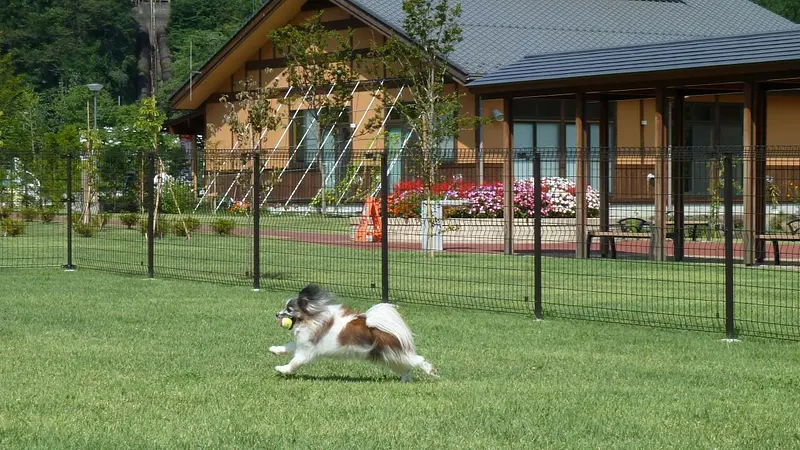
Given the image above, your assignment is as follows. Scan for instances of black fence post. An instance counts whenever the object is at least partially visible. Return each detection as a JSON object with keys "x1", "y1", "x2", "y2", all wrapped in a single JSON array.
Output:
[
  {"x1": 380, "y1": 150, "x2": 389, "y2": 303},
  {"x1": 64, "y1": 151, "x2": 75, "y2": 270},
  {"x1": 252, "y1": 150, "x2": 261, "y2": 291},
  {"x1": 146, "y1": 152, "x2": 155, "y2": 279},
  {"x1": 533, "y1": 151, "x2": 543, "y2": 320},
  {"x1": 723, "y1": 153, "x2": 736, "y2": 340}
]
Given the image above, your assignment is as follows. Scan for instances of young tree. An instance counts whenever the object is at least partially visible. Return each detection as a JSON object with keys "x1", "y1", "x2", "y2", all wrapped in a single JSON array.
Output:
[
  {"x1": 217, "y1": 74, "x2": 284, "y2": 212},
  {"x1": 371, "y1": 0, "x2": 479, "y2": 255},
  {"x1": 269, "y1": 12, "x2": 360, "y2": 215}
]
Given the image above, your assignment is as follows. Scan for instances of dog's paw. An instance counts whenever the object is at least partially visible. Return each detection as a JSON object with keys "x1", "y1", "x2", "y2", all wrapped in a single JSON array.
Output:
[
  {"x1": 274, "y1": 364, "x2": 293, "y2": 375},
  {"x1": 269, "y1": 346, "x2": 284, "y2": 355}
]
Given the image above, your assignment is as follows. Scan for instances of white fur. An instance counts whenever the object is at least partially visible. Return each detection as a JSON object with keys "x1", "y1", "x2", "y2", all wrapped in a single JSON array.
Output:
[{"x1": 271, "y1": 303, "x2": 438, "y2": 382}]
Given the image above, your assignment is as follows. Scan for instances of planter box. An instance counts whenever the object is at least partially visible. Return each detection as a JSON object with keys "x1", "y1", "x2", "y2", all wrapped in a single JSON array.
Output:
[{"x1": 350, "y1": 216, "x2": 601, "y2": 245}]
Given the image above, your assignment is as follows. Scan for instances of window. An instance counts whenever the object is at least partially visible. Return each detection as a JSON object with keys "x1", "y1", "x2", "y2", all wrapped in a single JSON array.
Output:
[
  {"x1": 683, "y1": 101, "x2": 743, "y2": 195},
  {"x1": 290, "y1": 108, "x2": 352, "y2": 188},
  {"x1": 511, "y1": 99, "x2": 616, "y2": 193}
]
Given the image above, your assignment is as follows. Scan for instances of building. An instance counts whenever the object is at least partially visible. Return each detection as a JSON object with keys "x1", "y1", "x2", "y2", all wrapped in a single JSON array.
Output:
[{"x1": 168, "y1": 0, "x2": 799, "y2": 208}]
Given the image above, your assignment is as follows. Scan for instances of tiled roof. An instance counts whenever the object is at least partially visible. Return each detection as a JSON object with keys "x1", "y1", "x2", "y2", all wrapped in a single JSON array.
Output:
[
  {"x1": 467, "y1": 28, "x2": 800, "y2": 87},
  {"x1": 353, "y1": 0, "x2": 798, "y2": 78}
]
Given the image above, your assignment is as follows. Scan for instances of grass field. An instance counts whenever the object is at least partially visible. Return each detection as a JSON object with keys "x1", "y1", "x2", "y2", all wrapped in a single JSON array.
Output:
[
  {"x1": 2, "y1": 216, "x2": 799, "y2": 340},
  {"x1": 1, "y1": 268, "x2": 800, "y2": 448}
]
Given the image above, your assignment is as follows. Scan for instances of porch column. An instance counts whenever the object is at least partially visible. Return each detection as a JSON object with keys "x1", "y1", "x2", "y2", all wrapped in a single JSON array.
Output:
[
  {"x1": 598, "y1": 97, "x2": 611, "y2": 257},
  {"x1": 756, "y1": 86, "x2": 768, "y2": 259},
  {"x1": 653, "y1": 89, "x2": 669, "y2": 261},
  {"x1": 743, "y1": 82, "x2": 759, "y2": 265},
  {"x1": 503, "y1": 97, "x2": 515, "y2": 255},
  {"x1": 575, "y1": 93, "x2": 588, "y2": 259},
  {"x1": 671, "y1": 92, "x2": 685, "y2": 261}
]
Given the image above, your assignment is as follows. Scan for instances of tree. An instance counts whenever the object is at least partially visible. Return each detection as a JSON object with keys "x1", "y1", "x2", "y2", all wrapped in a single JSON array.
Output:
[
  {"x1": 270, "y1": 12, "x2": 360, "y2": 215},
  {"x1": 0, "y1": 0, "x2": 138, "y2": 101},
  {"x1": 371, "y1": 0, "x2": 480, "y2": 254},
  {"x1": 215, "y1": 74, "x2": 284, "y2": 212},
  {"x1": 755, "y1": 0, "x2": 800, "y2": 23}
]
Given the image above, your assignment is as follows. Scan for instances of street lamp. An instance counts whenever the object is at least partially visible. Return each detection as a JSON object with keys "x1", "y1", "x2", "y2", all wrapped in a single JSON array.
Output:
[{"x1": 87, "y1": 83, "x2": 103, "y2": 131}]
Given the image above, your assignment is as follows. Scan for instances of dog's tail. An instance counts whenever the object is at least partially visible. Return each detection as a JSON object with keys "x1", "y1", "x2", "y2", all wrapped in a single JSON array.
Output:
[{"x1": 365, "y1": 303, "x2": 415, "y2": 353}]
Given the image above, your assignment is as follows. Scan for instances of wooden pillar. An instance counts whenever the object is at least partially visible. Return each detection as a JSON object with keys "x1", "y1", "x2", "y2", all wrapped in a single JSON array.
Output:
[
  {"x1": 503, "y1": 97, "x2": 514, "y2": 255},
  {"x1": 756, "y1": 86, "x2": 768, "y2": 259},
  {"x1": 598, "y1": 98, "x2": 611, "y2": 257},
  {"x1": 653, "y1": 89, "x2": 669, "y2": 261},
  {"x1": 575, "y1": 93, "x2": 588, "y2": 258},
  {"x1": 671, "y1": 92, "x2": 685, "y2": 261},
  {"x1": 743, "y1": 82, "x2": 758, "y2": 265}
]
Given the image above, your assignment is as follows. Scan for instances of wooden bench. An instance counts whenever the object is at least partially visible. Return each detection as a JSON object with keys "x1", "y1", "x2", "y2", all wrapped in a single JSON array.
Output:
[
  {"x1": 667, "y1": 212, "x2": 710, "y2": 241},
  {"x1": 587, "y1": 218, "x2": 653, "y2": 259},
  {"x1": 756, "y1": 218, "x2": 800, "y2": 265}
]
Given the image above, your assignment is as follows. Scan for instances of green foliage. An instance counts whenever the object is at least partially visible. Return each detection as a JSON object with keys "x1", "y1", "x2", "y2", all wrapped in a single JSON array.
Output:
[
  {"x1": 0, "y1": 0, "x2": 138, "y2": 100},
  {"x1": 1, "y1": 218, "x2": 24, "y2": 236},
  {"x1": 40, "y1": 206, "x2": 58, "y2": 223},
  {"x1": 20, "y1": 207, "x2": 38, "y2": 222},
  {"x1": 172, "y1": 216, "x2": 201, "y2": 237},
  {"x1": 0, "y1": 53, "x2": 38, "y2": 157},
  {"x1": 164, "y1": 0, "x2": 256, "y2": 97},
  {"x1": 73, "y1": 219, "x2": 97, "y2": 238},
  {"x1": 754, "y1": 0, "x2": 800, "y2": 23},
  {"x1": 370, "y1": 0, "x2": 481, "y2": 195},
  {"x1": 162, "y1": 183, "x2": 196, "y2": 215},
  {"x1": 120, "y1": 213, "x2": 140, "y2": 229},
  {"x1": 211, "y1": 218, "x2": 235, "y2": 236}
]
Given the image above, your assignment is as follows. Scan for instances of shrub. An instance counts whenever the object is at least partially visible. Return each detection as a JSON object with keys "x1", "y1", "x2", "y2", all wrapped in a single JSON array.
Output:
[
  {"x1": 40, "y1": 207, "x2": 58, "y2": 223},
  {"x1": 20, "y1": 207, "x2": 38, "y2": 222},
  {"x1": 99, "y1": 212, "x2": 111, "y2": 227},
  {"x1": 212, "y1": 218, "x2": 235, "y2": 236},
  {"x1": 0, "y1": 209, "x2": 10, "y2": 219},
  {"x1": 1, "y1": 218, "x2": 24, "y2": 236},
  {"x1": 140, "y1": 216, "x2": 172, "y2": 238},
  {"x1": 120, "y1": 213, "x2": 140, "y2": 229},
  {"x1": 162, "y1": 183, "x2": 196, "y2": 215},
  {"x1": 172, "y1": 216, "x2": 201, "y2": 237},
  {"x1": 73, "y1": 220, "x2": 97, "y2": 238}
]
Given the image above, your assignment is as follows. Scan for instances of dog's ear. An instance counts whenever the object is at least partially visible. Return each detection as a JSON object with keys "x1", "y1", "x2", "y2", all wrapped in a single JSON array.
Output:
[
  {"x1": 296, "y1": 284, "x2": 319, "y2": 312},
  {"x1": 299, "y1": 284, "x2": 321, "y2": 300}
]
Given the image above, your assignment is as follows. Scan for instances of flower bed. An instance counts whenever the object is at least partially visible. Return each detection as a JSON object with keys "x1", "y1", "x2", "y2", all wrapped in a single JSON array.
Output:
[{"x1": 388, "y1": 177, "x2": 600, "y2": 219}]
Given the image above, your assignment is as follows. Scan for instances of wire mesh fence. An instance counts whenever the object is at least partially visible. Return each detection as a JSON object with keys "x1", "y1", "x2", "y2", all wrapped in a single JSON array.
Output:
[
  {"x1": 0, "y1": 149, "x2": 68, "y2": 268},
  {"x1": 2, "y1": 145, "x2": 799, "y2": 341}
]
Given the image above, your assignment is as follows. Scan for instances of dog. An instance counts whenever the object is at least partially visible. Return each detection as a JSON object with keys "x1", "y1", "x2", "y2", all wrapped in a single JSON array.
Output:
[{"x1": 270, "y1": 284, "x2": 438, "y2": 382}]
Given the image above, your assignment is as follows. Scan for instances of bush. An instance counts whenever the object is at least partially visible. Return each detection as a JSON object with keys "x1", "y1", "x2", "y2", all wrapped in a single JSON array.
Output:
[
  {"x1": 40, "y1": 207, "x2": 58, "y2": 223},
  {"x1": 99, "y1": 212, "x2": 111, "y2": 227},
  {"x1": 211, "y1": 218, "x2": 235, "y2": 236},
  {"x1": 120, "y1": 213, "x2": 140, "y2": 229},
  {"x1": 20, "y1": 207, "x2": 38, "y2": 222},
  {"x1": 172, "y1": 216, "x2": 201, "y2": 237},
  {"x1": 162, "y1": 183, "x2": 196, "y2": 215},
  {"x1": 770, "y1": 213, "x2": 794, "y2": 232},
  {"x1": 1, "y1": 218, "x2": 24, "y2": 236},
  {"x1": 0, "y1": 209, "x2": 10, "y2": 219},
  {"x1": 139, "y1": 216, "x2": 172, "y2": 238},
  {"x1": 73, "y1": 219, "x2": 97, "y2": 238}
]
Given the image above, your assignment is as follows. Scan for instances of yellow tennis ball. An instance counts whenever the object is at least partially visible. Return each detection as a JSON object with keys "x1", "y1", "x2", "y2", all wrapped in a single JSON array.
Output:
[{"x1": 279, "y1": 317, "x2": 293, "y2": 329}]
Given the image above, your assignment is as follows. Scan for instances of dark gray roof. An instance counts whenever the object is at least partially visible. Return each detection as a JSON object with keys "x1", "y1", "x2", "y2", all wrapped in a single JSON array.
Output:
[
  {"x1": 467, "y1": 28, "x2": 800, "y2": 88},
  {"x1": 352, "y1": 0, "x2": 798, "y2": 78}
]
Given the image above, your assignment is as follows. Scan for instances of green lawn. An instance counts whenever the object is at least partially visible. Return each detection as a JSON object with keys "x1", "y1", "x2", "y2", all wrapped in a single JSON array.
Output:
[
  {"x1": 3, "y1": 217, "x2": 799, "y2": 339},
  {"x1": 1, "y1": 269, "x2": 799, "y2": 448}
]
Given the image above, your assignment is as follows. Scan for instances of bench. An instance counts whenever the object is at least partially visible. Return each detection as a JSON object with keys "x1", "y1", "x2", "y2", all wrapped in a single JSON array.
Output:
[
  {"x1": 667, "y1": 212, "x2": 710, "y2": 241},
  {"x1": 756, "y1": 218, "x2": 800, "y2": 265},
  {"x1": 587, "y1": 218, "x2": 653, "y2": 259}
]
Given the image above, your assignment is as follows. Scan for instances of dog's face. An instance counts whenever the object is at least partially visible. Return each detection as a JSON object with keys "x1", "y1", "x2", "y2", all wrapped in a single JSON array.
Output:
[{"x1": 275, "y1": 284, "x2": 330, "y2": 328}]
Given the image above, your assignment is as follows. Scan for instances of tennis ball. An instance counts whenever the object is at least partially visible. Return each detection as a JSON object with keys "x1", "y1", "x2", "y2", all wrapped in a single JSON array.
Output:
[{"x1": 279, "y1": 317, "x2": 293, "y2": 329}]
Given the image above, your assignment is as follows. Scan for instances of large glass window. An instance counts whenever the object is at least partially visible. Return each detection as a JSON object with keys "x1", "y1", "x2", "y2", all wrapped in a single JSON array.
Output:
[
  {"x1": 683, "y1": 101, "x2": 743, "y2": 195},
  {"x1": 512, "y1": 99, "x2": 615, "y2": 193},
  {"x1": 291, "y1": 109, "x2": 352, "y2": 188}
]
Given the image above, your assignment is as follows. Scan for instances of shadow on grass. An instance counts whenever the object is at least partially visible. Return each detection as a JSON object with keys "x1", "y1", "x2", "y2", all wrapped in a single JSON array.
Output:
[{"x1": 280, "y1": 373, "x2": 400, "y2": 383}]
